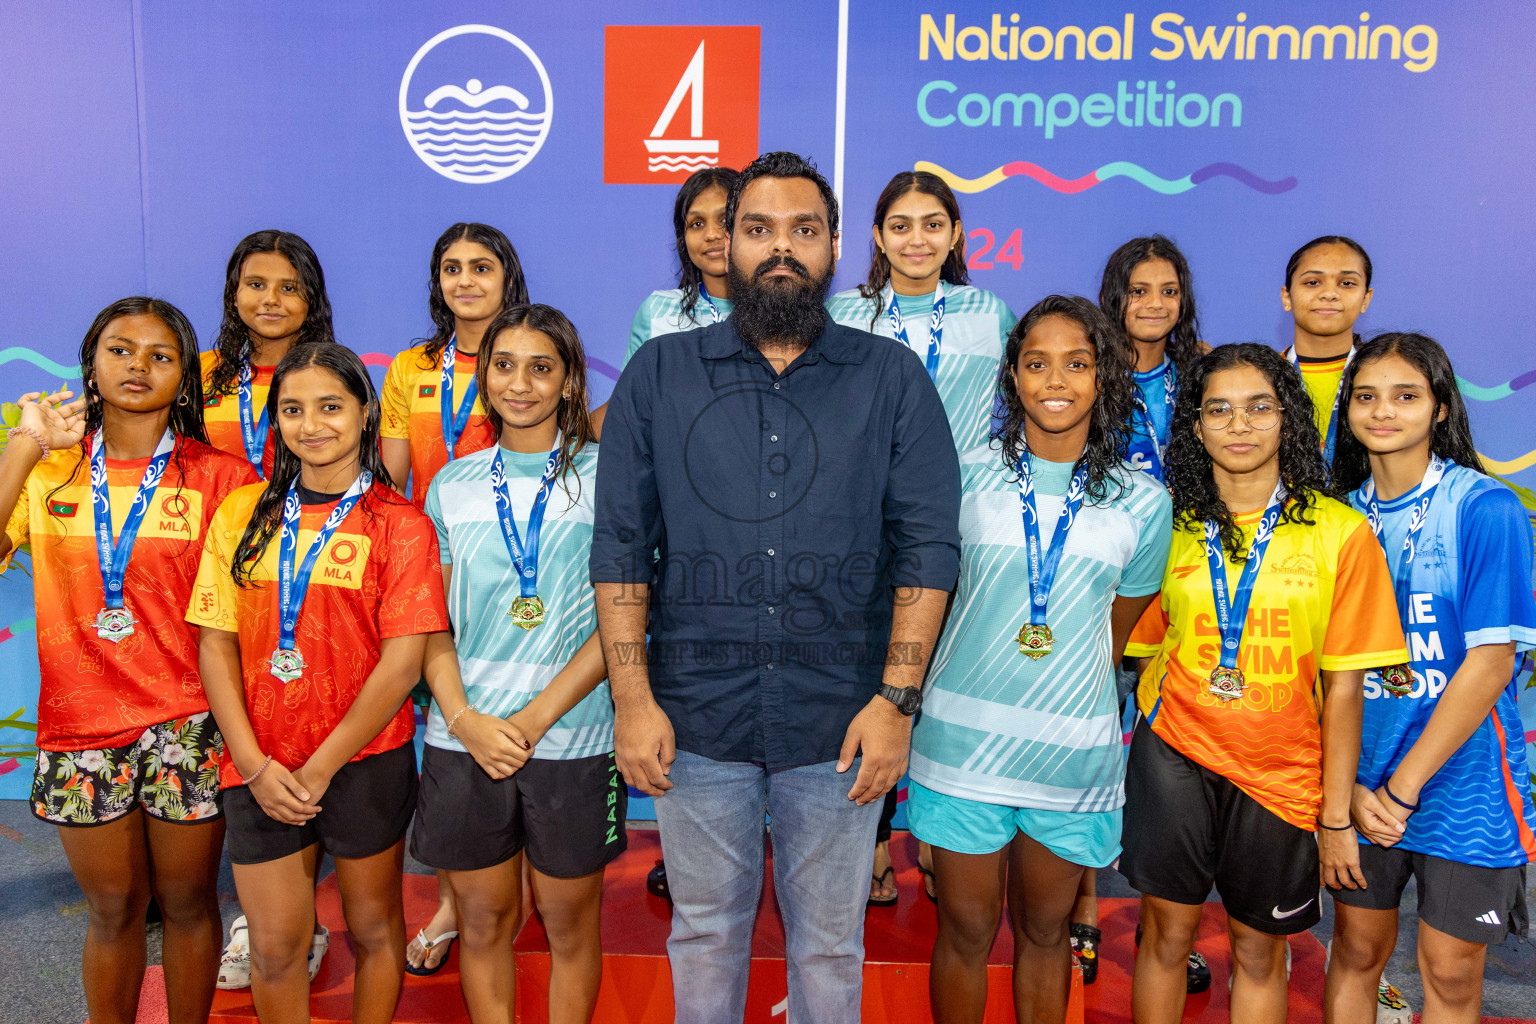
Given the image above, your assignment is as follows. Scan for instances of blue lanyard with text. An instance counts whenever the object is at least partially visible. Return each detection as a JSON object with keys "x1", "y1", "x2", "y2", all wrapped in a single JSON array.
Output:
[
  {"x1": 238, "y1": 363, "x2": 268, "y2": 477},
  {"x1": 700, "y1": 292, "x2": 723, "y2": 324},
  {"x1": 1363, "y1": 456, "x2": 1445, "y2": 623},
  {"x1": 90, "y1": 428, "x2": 175, "y2": 627},
  {"x1": 490, "y1": 444, "x2": 562, "y2": 599},
  {"x1": 1131, "y1": 358, "x2": 1176, "y2": 481},
  {"x1": 1018, "y1": 454, "x2": 1087, "y2": 622},
  {"x1": 1204, "y1": 487, "x2": 1285, "y2": 695},
  {"x1": 1286, "y1": 345, "x2": 1354, "y2": 465},
  {"x1": 441, "y1": 334, "x2": 478, "y2": 462},
  {"x1": 886, "y1": 281, "x2": 945, "y2": 382},
  {"x1": 275, "y1": 472, "x2": 371, "y2": 656}
]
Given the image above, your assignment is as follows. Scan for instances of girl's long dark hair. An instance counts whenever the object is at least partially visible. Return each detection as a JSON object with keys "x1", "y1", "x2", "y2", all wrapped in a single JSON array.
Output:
[
  {"x1": 1098, "y1": 235, "x2": 1203, "y2": 379},
  {"x1": 232, "y1": 342, "x2": 395, "y2": 585},
  {"x1": 1167, "y1": 343, "x2": 1331, "y2": 558},
  {"x1": 207, "y1": 231, "x2": 335, "y2": 399},
  {"x1": 51, "y1": 297, "x2": 209, "y2": 533},
  {"x1": 417, "y1": 222, "x2": 529, "y2": 369},
  {"x1": 672, "y1": 167, "x2": 740, "y2": 324},
  {"x1": 858, "y1": 171, "x2": 970, "y2": 329},
  {"x1": 1331, "y1": 332, "x2": 1484, "y2": 493},
  {"x1": 992, "y1": 294, "x2": 1134, "y2": 504},
  {"x1": 474, "y1": 304, "x2": 595, "y2": 510}
]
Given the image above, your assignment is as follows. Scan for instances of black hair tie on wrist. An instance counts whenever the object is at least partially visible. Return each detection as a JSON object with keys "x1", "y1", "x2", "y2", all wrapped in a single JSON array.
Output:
[
  {"x1": 1383, "y1": 781, "x2": 1421, "y2": 813},
  {"x1": 1317, "y1": 819, "x2": 1353, "y2": 831}
]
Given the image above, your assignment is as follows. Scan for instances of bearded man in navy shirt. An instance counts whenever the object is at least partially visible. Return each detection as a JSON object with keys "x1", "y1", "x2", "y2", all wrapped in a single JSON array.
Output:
[{"x1": 592, "y1": 151, "x2": 960, "y2": 1024}]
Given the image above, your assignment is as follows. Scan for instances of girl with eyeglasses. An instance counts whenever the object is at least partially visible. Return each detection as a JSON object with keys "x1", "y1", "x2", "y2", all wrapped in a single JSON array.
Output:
[{"x1": 1121, "y1": 344, "x2": 1407, "y2": 1024}]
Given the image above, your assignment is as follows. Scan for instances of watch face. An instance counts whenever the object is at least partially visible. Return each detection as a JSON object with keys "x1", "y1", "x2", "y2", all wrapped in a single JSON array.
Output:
[{"x1": 895, "y1": 686, "x2": 921, "y2": 714}]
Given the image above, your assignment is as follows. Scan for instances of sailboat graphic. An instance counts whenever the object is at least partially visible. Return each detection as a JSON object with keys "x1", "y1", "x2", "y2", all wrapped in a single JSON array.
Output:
[
  {"x1": 399, "y1": 25, "x2": 554, "y2": 184},
  {"x1": 645, "y1": 42, "x2": 718, "y2": 174}
]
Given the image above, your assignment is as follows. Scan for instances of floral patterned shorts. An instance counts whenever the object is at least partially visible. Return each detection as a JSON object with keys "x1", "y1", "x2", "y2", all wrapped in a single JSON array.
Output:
[{"x1": 31, "y1": 713, "x2": 224, "y2": 826}]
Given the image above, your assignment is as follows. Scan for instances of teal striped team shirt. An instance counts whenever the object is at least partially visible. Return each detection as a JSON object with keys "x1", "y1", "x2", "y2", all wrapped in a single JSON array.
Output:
[
  {"x1": 910, "y1": 447, "x2": 1172, "y2": 812},
  {"x1": 422, "y1": 443, "x2": 613, "y2": 760},
  {"x1": 825, "y1": 284, "x2": 1016, "y2": 452},
  {"x1": 622, "y1": 288, "x2": 735, "y2": 367}
]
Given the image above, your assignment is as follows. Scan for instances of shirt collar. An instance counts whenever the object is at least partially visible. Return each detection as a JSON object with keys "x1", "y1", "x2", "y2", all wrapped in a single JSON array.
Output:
[{"x1": 699, "y1": 319, "x2": 865, "y2": 366}]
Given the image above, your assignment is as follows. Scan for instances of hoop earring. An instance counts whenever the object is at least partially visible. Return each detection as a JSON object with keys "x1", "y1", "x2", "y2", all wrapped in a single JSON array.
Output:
[
  {"x1": 177, "y1": 392, "x2": 191, "y2": 407},
  {"x1": 86, "y1": 378, "x2": 96, "y2": 391}
]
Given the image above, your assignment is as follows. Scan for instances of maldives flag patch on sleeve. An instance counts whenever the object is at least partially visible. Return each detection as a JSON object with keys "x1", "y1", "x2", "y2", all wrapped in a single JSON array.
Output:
[{"x1": 418, "y1": 385, "x2": 436, "y2": 398}]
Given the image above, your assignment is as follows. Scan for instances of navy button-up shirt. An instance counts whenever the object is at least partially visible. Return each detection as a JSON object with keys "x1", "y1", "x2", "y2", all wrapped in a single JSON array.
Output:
[{"x1": 591, "y1": 318, "x2": 962, "y2": 771}]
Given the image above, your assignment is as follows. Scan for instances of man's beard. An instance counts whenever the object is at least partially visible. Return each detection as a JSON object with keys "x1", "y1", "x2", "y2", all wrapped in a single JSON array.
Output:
[{"x1": 728, "y1": 254, "x2": 833, "y2": 352}]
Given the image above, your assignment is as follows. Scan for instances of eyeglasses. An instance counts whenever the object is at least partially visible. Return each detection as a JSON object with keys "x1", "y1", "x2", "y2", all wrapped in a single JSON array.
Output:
[{"x1": 1199, "y1": 400, "x2": 1284, "y2": 431}]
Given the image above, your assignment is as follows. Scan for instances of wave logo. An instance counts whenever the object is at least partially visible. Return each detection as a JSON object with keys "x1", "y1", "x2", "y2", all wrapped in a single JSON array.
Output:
[{"x1": 399, "y1": 25, "x2": 553, "y2": 184}]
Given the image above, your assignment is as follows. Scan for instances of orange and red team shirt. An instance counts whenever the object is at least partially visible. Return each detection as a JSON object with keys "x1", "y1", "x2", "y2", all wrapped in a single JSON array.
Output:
[
  {"x1": 1126, "y1": 495, "x2": 1408, "y2": 831},
  {"x1": 380, "y1": 345, "x2": 494, "y2": 507},
  {"x1": 200, "y1": 351, "x2": 277, "y2": 479},
  {"x1": 4, "y1": 437, "x2": 259, "y2": 751},
  {"x1": 186, "y1": 480, "x2": 449, "y2": 788}
]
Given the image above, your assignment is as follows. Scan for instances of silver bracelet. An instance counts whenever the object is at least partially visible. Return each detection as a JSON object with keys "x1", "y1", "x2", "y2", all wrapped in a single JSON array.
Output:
[
  {"x1": 446, "y1": 704, "x2": 477, "y2": 739},
  {"x1": 243, "y1": 754, "x2": 273, "y2": 786}
]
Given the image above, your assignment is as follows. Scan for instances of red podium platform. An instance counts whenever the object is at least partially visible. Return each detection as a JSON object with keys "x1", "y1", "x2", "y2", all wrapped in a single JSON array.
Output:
[{"x1": 189, "y1": 828, "x2": 1332, "y2": 1024}]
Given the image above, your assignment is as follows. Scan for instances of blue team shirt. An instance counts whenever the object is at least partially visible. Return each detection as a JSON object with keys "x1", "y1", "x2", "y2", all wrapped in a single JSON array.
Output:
[
  {"x1": 1350, "y1": 464, "x2": 1536, "y2": 867},
  {"x1": 1127, "y1": 359, "x2": 1174, "y2": 483}
]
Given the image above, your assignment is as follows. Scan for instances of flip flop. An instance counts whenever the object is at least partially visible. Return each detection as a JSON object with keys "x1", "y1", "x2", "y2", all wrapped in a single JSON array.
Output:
[
  {"x1": 404, "y1": 927, "x2": 459, "y2": 977},
  {"x1": 917, "y1": 864, "x2": 937, "y2": 904},
  {"x1": 1069, "y1": 923, "x2": 1101, "y2": 985},
  {"x1": 867, "y1": 866, "x2": 898, "y2": 908}
]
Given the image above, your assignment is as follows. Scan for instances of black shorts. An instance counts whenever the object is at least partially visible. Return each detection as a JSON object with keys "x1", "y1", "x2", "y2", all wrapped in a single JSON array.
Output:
[
  {"x1": 1330, "y1": 842, "x2": 1530, "y2": 945},
  {"x1": 1120, "y1": 720, "x2": 1321, "y2": 935},
  {"x1": 410, "y1": 745, "x2": 627, "y2": 878},
  {"x1": 223, "y1": 741, "x2": 418, "y2": 866}
]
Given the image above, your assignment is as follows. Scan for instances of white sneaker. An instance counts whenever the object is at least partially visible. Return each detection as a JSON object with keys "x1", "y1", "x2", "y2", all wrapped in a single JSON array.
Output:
[{"x1": 216, "y1": 915, "x2": 251, "y2": 990}]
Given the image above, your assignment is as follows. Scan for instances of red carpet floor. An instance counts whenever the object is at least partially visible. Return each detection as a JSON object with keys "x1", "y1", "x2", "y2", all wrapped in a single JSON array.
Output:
[{"x1": 95, "y1": 828, "x2": 1531, "y2": 1023}]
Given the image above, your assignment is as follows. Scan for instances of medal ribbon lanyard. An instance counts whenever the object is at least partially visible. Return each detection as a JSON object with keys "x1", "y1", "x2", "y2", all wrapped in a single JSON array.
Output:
[
  {"x1": 1204, "y1": 487, "x2": 1287, "y2": 678},
  {"x1": 92, "y1": 428, "x2": 176, "y2": 611},
  {"x1": 237, "y1": 363, "x2": 269, "y2": 477},
  {"x1": 440, "y1": 334, "x2": 479, "y2": 463},
  {"x1": 700, "y1": 292, "x2": 723, "y2": 324},
  {"x1": 1132, "y1": 357, "x2": 1176, "y2": 478},
  {"x1": 490, "y1": 444, "x2": 563, "y2": 601},
  {"x1": 886, "y1": 280, "x2": 945, "y2": 382},
  {"x1": 275, "y1": 472, "x2": 372, "y2": 656},
  {"x1": 1285, "y1": 345, "x2": 1355, "y2": 465},
  {"x1": 1017, "y1": 452, "x2": 1089, "y2": 628},
  {"x1": 1363, "y1": 456, "x2": 1445, "y2": 628}
]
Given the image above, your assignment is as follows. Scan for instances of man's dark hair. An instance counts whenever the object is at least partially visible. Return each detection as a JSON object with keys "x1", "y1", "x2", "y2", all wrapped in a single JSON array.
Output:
[{"x1": 724, "y1": 151, "x2": 840, "y2": 236}]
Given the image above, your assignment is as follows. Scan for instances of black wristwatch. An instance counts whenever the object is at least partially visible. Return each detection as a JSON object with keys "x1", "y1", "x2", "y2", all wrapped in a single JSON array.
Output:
[{"x1": 877, "y1": 682, "x2": 922, "y2": 716}]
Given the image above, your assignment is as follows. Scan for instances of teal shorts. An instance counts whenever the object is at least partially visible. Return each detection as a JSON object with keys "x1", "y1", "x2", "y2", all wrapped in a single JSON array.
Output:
[{"x1": 906, "y1": 780, "x2": 1122, "y2": 868}]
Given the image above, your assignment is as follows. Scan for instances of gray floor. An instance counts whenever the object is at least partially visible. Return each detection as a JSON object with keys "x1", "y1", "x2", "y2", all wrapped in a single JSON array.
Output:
[{"x1": 2, "y1": 800, "x2": 1531, "y2": 1024}]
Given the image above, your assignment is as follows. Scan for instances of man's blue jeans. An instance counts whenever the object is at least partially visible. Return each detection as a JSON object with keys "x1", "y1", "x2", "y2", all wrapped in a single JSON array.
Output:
[{"x1": 653, "y1": 750, "x2": 882, "y2": 1024}]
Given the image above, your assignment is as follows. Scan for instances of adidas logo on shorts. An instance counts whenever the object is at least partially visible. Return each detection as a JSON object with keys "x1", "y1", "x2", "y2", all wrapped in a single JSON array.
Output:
[{"x1": 1476, "y1": 910, "x2": 1502, "y2": 926}]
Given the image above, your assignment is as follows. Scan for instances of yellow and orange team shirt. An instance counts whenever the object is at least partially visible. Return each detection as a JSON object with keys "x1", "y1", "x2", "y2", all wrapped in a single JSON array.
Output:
[
  {"x1": 186, "y1": 480, "x2": 449, "y2": 788},
  {"x1": 1126, "y1": 495, "x2": 1408, "y2": 831},
  {"x1": 380, "y1": 345, "x2": 495, "y2": 507},
  {"x1": 1296, "y1": 353, "x2": 1349, "y2": 445},
  {"x1": 5, "y1": 437, "x2": 259, "y2": 751},
  {"x1": 200, "y1": 351, "x2": 276, "y2": 479}
]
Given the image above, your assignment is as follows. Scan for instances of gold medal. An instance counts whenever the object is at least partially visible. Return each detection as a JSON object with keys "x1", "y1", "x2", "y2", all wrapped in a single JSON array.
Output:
[
  {"x1": 1379, "y1": 664, "x2": 1414, "y2": 698},
  {"x1": 509, "y1": 594, "x2": 546, "y2": 630},
  {"x1": 1016, "y1": 622, "x2": 1053, "y2": 659},
  {"x1": 1208, "y1": 665, "x2": 1245, "y2": 701}
]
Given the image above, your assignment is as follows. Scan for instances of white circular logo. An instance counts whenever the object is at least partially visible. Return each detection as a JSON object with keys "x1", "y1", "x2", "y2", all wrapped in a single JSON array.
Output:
[{"x1": 399, "y1": 24, "x2": 553, "y2": 184}]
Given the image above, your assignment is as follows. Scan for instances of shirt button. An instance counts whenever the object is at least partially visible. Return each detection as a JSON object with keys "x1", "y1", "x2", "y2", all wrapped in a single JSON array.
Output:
[
  {"x1": 768, "y1": 606, "x2": 776, "y2": 614},
  {"x1": 767, "y1": 663, "x2": 775, "y2": 670},
  {"x1": 773, "y1": 382, "x2": 781, "y2": 390},
  {"x1": 767, "y1": 548, "x2": 775, "y2": 556},
  {"x1": 769, "y1": 491, "x2": 777, "y2": 498},
  {"x1": 770, "y1": 435, "x2": 778, "y2": 442}
]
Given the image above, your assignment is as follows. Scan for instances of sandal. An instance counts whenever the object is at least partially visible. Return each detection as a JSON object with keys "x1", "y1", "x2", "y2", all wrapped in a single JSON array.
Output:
[
  {"x1": 308, "y1": 925, "x2": 329, "y2": 982},
  {"x1": 647, "y1": 859, "x2": 672, "y2": 902},
  {"x1": 1376, "y1": 977, "x2": 1412, "y2": 1024},
  {"x1": 1068, "y1": 923, "x2": 1101, "y2": 985},
  {"x1": 1135, "y1": 923, "x2": 1212, "y2": 994},
  {"x1": 217, "y1": 915, "x2": 251, "y2": 990},
  {"x1": 916, "y1": 864, "x2": 937, "y2": 904},
  {"x1": 404, "y1": 927, "x2": 459, "y2": 977},
  {"x1": 867, "y1": 866, "x2": 898, "y2": 908}
]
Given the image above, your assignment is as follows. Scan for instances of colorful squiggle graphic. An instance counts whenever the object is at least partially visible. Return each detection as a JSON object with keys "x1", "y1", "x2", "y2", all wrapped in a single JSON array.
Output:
[{"x1": 917, "y1": 159, "x2": 1297, "y2": 196}]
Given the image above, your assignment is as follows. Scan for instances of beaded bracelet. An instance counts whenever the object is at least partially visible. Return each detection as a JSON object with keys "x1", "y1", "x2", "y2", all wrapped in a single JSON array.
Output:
[
  {"x1": 243, "y1": 754, "x2": 273, "y2": 786},
  {"x1": 9, "y1": 427, "x2": 49, "y2": 461},
  {"x1": 1383, "y1": 780, "x2": 1421, "y2": 813},
  {"x1": 446, "y1": 704, "x2": 477, "y2": 739}
]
